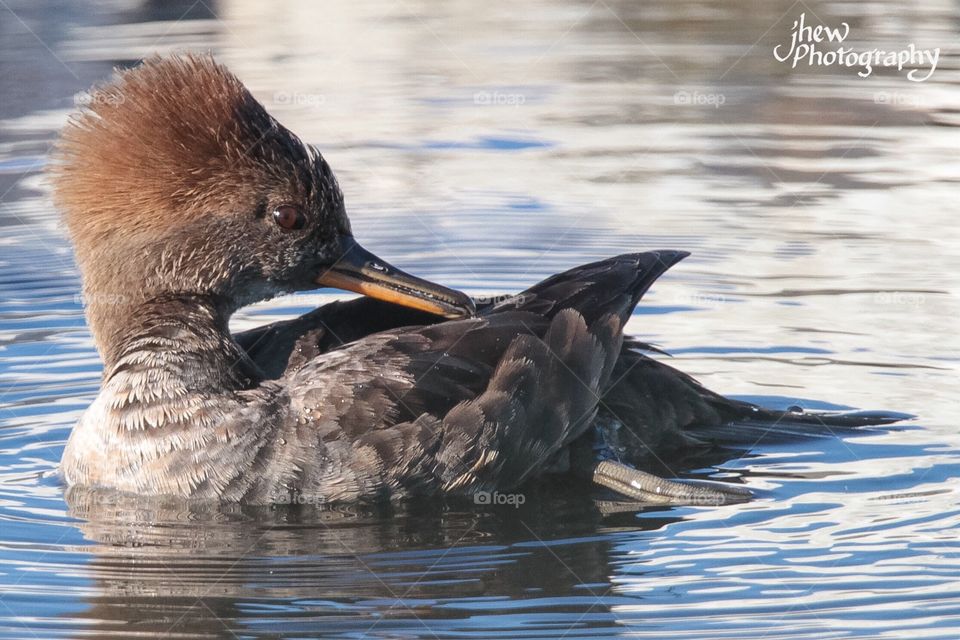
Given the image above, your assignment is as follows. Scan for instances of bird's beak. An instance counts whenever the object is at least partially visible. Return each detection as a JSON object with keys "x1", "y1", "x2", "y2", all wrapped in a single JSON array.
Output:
[{"x1": 315, "y1": 238, "x2": 475, "y2": 319}]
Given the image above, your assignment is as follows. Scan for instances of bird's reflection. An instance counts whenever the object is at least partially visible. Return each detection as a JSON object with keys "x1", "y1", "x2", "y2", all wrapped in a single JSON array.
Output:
[
  {"x1": 64, "y1": 481, "x2": 682, "y2": 638},
  {"x1": 61, "y1": 422, "x2": 818, "y2": 639}
]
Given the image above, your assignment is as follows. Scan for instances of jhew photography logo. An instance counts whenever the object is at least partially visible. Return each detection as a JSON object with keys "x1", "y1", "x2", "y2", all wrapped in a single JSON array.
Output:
[{"x1": 774, "y1": 13, "x2": 940, "y2": 82}]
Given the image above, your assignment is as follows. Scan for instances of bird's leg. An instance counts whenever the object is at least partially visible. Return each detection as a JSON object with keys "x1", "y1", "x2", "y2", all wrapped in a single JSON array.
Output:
[{"x1": 591, "y1": 460, "x2": 751, "y2": 506}]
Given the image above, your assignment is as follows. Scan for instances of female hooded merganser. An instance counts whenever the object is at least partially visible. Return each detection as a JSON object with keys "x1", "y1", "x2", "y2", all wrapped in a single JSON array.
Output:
[{"x1": 52, "y1": 54, "x2": 899, "y2": 506}]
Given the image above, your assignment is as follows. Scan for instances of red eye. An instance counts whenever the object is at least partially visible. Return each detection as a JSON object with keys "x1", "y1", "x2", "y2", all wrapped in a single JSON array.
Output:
[{"x1": 273, "y1": 205, "x2": 305, "y2": 231}]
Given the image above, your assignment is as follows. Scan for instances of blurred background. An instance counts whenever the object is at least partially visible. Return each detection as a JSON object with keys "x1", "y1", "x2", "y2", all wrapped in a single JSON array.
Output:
[{"x1": 0, "y1": 1, "x2": 958, "y2": 638}]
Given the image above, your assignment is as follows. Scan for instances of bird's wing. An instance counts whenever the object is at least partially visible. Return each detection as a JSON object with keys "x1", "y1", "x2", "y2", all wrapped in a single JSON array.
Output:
[
  {"x1": 274, "y1": 308, "x2": 608, "y2": 500},
  {"x1": 263, "y1": 252, "x2": 689, "y2": 502}
]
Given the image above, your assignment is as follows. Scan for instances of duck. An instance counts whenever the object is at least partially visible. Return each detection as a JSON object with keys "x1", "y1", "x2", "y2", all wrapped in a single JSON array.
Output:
[{"x1": 52, "y1": 54, "x2": 901, "y2": 506}]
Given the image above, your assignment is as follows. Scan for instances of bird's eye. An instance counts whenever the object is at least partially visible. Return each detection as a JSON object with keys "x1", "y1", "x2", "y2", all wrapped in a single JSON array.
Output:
[{"x1": 273, "y1": 205, "x2": 306, "y2": 231}]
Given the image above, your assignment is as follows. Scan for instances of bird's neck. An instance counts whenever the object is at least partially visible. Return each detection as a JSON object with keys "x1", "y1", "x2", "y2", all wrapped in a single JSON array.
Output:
[
  {"x1": 90, "y1": 292, "x2": 260, "y2": 393},
  {"x1": 63, "y1": 293, "x2": 272, "y2": 496}
]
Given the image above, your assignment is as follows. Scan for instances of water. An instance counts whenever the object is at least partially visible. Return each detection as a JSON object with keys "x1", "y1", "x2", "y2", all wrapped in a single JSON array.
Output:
[{"x1": 1, "y1": 0, "x2": 958, "y2": 637}]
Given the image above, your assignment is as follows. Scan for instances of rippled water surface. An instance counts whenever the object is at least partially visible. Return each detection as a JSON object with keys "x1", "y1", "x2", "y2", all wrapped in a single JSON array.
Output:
[{"x1": 1, "y1": 1, "x2": 959, "y2": 637}]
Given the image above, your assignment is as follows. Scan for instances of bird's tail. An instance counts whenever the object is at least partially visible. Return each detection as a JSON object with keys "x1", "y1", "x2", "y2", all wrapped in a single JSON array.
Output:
[
  {"x1": 596, "y1": 343, "x2": 911, "y2": 462},
  {"x1": 481, "y1": 250, "x2": 690, "y2": 327}
]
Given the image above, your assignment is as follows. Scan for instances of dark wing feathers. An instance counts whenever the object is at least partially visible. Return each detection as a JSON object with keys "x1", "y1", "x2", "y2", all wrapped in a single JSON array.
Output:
[
  {"x1": 592, "y1": 338, "x2": 908, "y2": 465},
  {"x1": 438, "y1": 308, "x2": 614, "y2": 492},
  {"x1": 591, "y1": 345, "x2": 738, "y2": 460},
  {"x1": 487, "y1": 251, "x2": 689, "y2": 327},
  {"x1": 235, "y1": 301, "x2": 441, "y2": 379},
  {"x1": 260, "y1": 252, "x2": 686, "y2": 499}
]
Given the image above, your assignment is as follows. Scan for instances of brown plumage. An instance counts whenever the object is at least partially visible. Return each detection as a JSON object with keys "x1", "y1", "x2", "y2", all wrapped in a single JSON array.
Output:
[
  {"x1": 53, "y1": 54, "x2": 348, "y2": 361},
  {"x1": 55, "y1": 54, "x2": 331, "y2": 237},
  {"x1": 52, "y1": 54, "x2": 902, "y2": 505}
]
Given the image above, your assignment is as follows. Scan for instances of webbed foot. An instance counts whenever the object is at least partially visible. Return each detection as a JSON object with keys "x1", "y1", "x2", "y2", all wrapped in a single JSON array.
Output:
[{"x1": 592, "y1": 460, "x2": 751, "y2": 506}]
